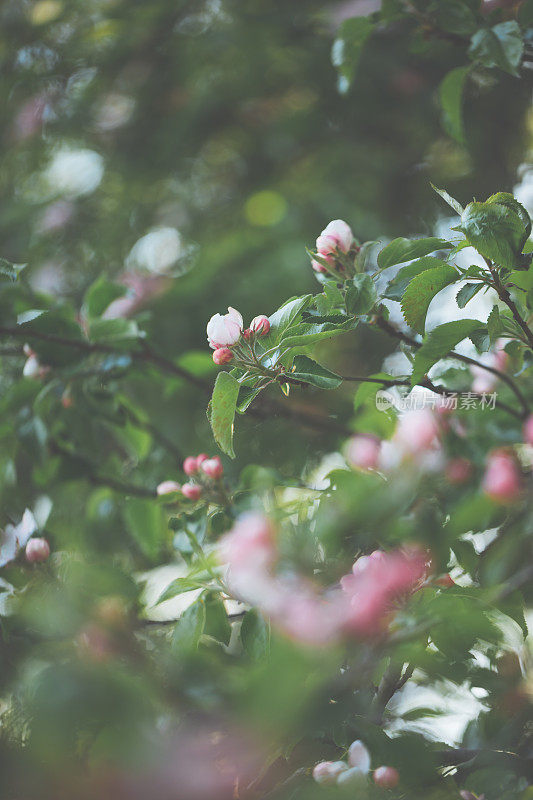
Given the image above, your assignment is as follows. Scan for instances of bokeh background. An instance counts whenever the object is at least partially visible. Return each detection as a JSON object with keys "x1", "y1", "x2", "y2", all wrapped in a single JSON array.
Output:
[{"x1": 1, "y1": 3, "x2": 533, "y2": 798}]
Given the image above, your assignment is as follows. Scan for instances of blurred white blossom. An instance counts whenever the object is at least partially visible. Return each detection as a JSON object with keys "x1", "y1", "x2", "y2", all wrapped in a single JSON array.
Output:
[
  {"x1": 126, "y1": 227, "x2": 183, "y2": 274},
  {"x1": 45, "y1": 146, "x2": 104, "y2": 197}
]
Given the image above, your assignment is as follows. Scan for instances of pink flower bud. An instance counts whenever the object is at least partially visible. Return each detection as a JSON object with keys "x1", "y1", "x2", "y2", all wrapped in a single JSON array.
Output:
[
  {"x1": 374, "y1": 766, "x2": 399, "y2": 789},
  {"x1": 157, "y1": 480, "x2": 182, "y2": 496},
  {"x1": 524, "y1": 414, "x2": 533, "y2": 446},
  {"x1": 311, "y1": 259, "x2": 327, "y2": 273},
  {"x1": 25, "y1": 537, "x2": 50, "y2": 563},
  {"x1": 312, "y1": 761, "x2": 347, "y2": 785},
  {"x1": 242, "y1": 328, "x2": 252, "y2": 340},
  {"x1": 346, "y1": 435, "x2": 381, "y2": 471},
  {"x1": 206, "y1": 307, "x2": 243, "y2": 348},
  {"x1": 445, "y1": 457, "x2": 473, "y2": 485},
  {"x1": 200, "y1": 456, "x2": 223, "y2": 479},
  {"x1": 181, "y1": 483, "x2": 203, "y2": 501},
  {"x1": 316, "y1": 219, "x2": 354, "y2": 256},
  {"x1": 183, "y1": 456, "x2": 199, "y2": 476},
  {"x1": 482, "y1": 449, "x2": 522, "y2": 504},
  {"x1": 348, "y1": 740, "x2": 371, "y2": 772},
  {"x1": 213, "y1": 347, "x2": 234, "y2": 365},
  {"x1": 250, "y1": 315, "x2": 270, "y2": 336},
  {"x1": 196, "y1": 453, "x2": 208, "y2": 466}
]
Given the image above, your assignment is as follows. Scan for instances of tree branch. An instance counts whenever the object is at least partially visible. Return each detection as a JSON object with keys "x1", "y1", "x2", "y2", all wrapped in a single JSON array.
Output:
[{"x1": 376, "y1": 317, "x2": 529, "y2": 417}]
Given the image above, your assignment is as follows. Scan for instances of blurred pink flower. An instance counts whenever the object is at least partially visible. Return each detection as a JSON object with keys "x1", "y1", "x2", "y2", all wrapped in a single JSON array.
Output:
[
  {"x1": 346, "y1": 434, "x2": 381, "y2": 471},
  {"x1": 482, "y1": 449, "x2": 522, "y2": 503},
  {"x1": 470, "y1": 339, "x2": 508, "y2": 394}
]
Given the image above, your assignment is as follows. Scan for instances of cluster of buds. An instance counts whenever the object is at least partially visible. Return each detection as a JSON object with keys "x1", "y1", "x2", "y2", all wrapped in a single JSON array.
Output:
[
  {"x1": 310, "y1": 219, "x2": 359, "y2": 279},
  {"x1": 22, "y1": 344, "x2": 50, "y2": 380},
  {"x1": 313, "y1": 740, "x2": 399, "y2": 790},
  {"x1": 157, "y1": 453, "x2": 225, "y2": 502},
  {"x1": 206, "y1": 307, "x2": 271, "y2": 365}
]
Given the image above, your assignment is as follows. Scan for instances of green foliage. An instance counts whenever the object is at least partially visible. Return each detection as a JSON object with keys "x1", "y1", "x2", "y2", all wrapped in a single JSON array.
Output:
[{"x1": 207, "y1": 371, "x2": 240, "y2": 458}]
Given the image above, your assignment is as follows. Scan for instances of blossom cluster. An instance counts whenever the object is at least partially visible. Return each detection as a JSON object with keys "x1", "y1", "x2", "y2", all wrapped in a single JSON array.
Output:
[
  {"x1": 217, "y1": 513, "x2": 427, "y2": 646},
  {"x1": 157, "y1": 453, "x2": 224, "y2": 501},
  {"x1": 346, "y1": 405, "x2": 529, "y2": 504},
  {"x1": 313, "y1": 739, "x2": 399, "y2": 790},
  {"x1": 206, "y1": 307, "x2": 270, "y2": 365}
]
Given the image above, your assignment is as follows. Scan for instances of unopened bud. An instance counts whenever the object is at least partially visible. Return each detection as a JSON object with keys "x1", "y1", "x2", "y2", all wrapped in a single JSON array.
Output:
[
  {"x1": 250, "y1": 315, "x2": 270, "y2": 336},
  {"x1": 373, "y1": 766, "x2": 399, "y2": 788},
  {"x1": 213, "y1": 347, "x2": 234, "y2": 365},
  {"x1": 181, "y1": 482, "x2": 203, "y2": 501},
  {"x1": 25, "y1": 537, "x2": 50, "y2": 563},
  {"x1": 157, "y1": 480, "x2": 182, "y2": 496},
  {"x1": 200, "y1": 456, "x2": 223, "y2": 479}
]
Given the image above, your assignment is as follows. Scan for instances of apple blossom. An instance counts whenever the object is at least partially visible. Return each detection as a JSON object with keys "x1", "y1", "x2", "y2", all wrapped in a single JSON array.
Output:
[
  {"x1": 156, "y1": 480, "x2": 182, "y2": 495},
  {"x1": 312, "y1": 761, "x2": 348, "y2": 785},
  {"x1": 196, "y1": 453, "x2": 209, "y2": 466},
  {"x1": 316, "y1": 219, "x2": 354, "y2": 256},
  {"x1": 524, "y1": 414, "x2": 533, "y2": 446},
  {"x1": 346, "y1": 434, "x2": 381, "y2": 471},
  {"x1": 218, "y1": 513, "x2": 276, "y2": 573},
  {"x1": 181, "y1": 482, "x2": 203, "y2": 501},
  {"x1": 341, "y1": 548, "x2": 427, "y2": 635},
  {"x1": 213, "y1": 347, "x2": 234, "y2": 365},
  {"x1": 250, "y1": 315, "x2": 270, "y2": 336},
  {"x1": 200, "y1": 456, "x2": 224, "y2": 479},
  {"x1": 394, "y1": 408, "x2": 440, "y2": 456},
  {"x1": 374, "y1": 766, "x2": 399, "y2": 789},
  {"x1": 183, "y1": 456, "x2": 199, "y2": 476},
  {"x1": 482, "y1": 449, "x2": 522, "y2": 503},
  {"x1": 25, "y1": 537, "x2": 50, "y2": 563},
  {"x1": 348, "y1": 740, "x2": 371, "y2": 772},
  {"x1": 206, "y1": 307, "x2": 243, "y2": 348}
]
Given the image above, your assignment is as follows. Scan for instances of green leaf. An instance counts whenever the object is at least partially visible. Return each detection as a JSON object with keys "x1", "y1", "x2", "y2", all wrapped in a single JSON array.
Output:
[
  {"x1": 461, "y1": 199, "x2": 527, "y2": 269},
  {"x1": 172, "y1": 599, "x2": 206, "y2": 652},
  {"x1": 469, "y1": 21, "x2": 524, "y2": 76},
  {"x1": 17, "y1": 308, "x2": 84, "y2": 367},
  {"x1": 518, "y1": 0, "x2": 533, "y2": 26},
  {"x1": 456, "y1": 282, "x2": 483, "y2": 308},
  {"x1": 122, "y1": 497, "x2": 166, "y2": 561},
  {"x1": 204, "y1": 593, "x2": 231, "y2": 645},
  {"x1": 265, "y1": 295, "x2": 313, "y2": 345},
  {"x1": 88, "y1": 317, "x2": 140, "y2": 344},
  {"x1": 439, "y1": 66, "x2": 470, "y2": 145},
  {"x1": 433, "y1": 0, "x2": 478, "y2": 35},
  {"x1": 431, "y1": 184, "x2": 464, "y2": 215},
  {"x1": 0, "y1": 258, "x2": 26, "y2": 283},
  {"x1": 378, "y1": 237, "x2": 453, "y2": 269},
  {"x1": 240, "y1": 610, "x2": 270, "y2": 660},
  {"x1": 279, "y1": 317, "x2": 358, "y2": 347},
  {"x1": 291, "y1": 355, "x2": 342, "y2": 389},
  {"x1": 83, "y1": 276, "x2": 127, "y2": 318},
  {"x1": 411, "y1": 319, "x2": 486, "y2": 384},
  {"x1": 400, "y1": 265, "x2": 458, "y2": 334},
  {"x1": 345, "y1": 273, "x2": 377, "y2": 315},
  {"x1": 487, "y1": 305, "x2": 502, "y2": 344},
  {"x1": 384, "y1": 257, "x2": 449, "y2": 301},
  {"x1": 331, "y1": 17, "x2": 374, "y2": 90},
  {"x1": 488, "y1": 191, "x2": 531, "y2": 243},
  {"x1": 207, "y1": 371, "x2": 240, "y2": 458},
  {"x1": 157, "y1": 577, "x2": 208, "y2": 604}
]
